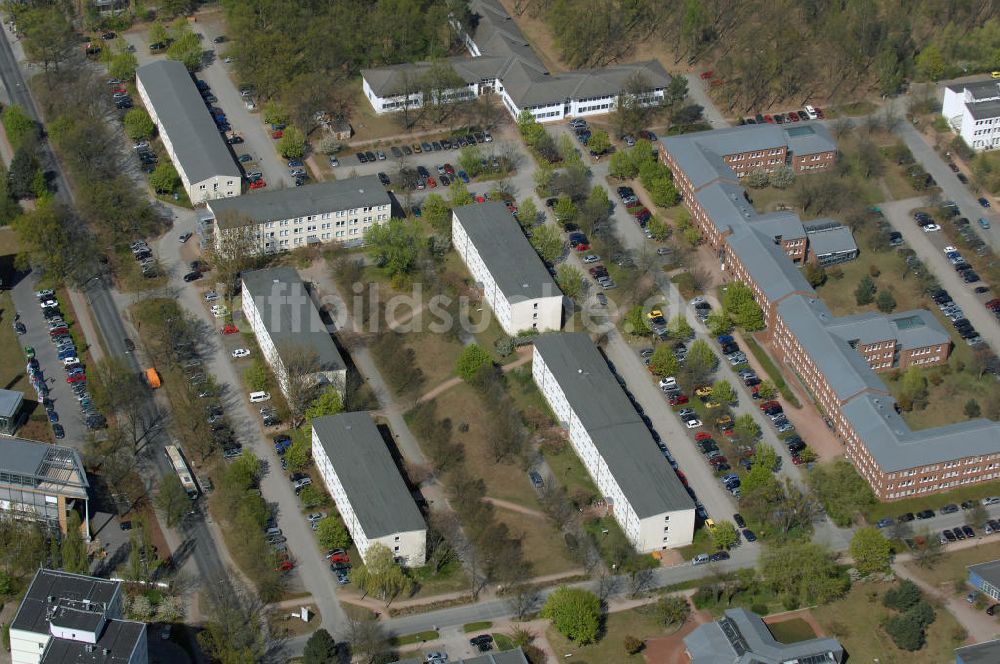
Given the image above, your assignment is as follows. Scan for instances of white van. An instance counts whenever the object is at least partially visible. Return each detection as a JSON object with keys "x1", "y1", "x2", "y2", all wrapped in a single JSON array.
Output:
[
  {"x1": 804, "y1": 105, "x2": 818, "y2": 120},
  {"x1": 249, "y1": 391, "x2": 271, "y2": 403},
  {"x1": 265, "y1": 527, "x2": 281, "y2": 536}
]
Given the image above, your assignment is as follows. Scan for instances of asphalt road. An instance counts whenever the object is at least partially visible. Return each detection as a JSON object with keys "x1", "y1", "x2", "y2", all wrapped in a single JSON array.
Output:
[
  {"x1": 880, "y1": 198, "x2": 1000, "y2": 355},
  {"x1": 0, "y1": 19, "x2": 233, "y2": 599},
  {"x1": 684, "y1": 74, "x2": 730, "y2": 129}
]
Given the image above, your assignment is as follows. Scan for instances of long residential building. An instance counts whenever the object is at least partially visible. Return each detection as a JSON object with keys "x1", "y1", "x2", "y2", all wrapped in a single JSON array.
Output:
[
  {"x1": 362, "y1": 0, "x2": 670, "y2": 123},
  {"x1": 532, "y1": 333, "x2": 695, "y2": 552},
  {"x1": 135, "y1": 60, "x2": 242, "y2": 204},
  {"x1": 684, "y1": 608, "x2": 843, "y2": 664},
  {"x1": 208, "y1": 176, "x2": 391, "y2": 254},
  {"x1": 10, "y1": 569, "x2": 147, "y2": 664},
  {"x1": 311, "y1": 412, "x2": 427, "y2": 566},
  {"x1": 659, "y1": 126, "x2": 1000, "y2": 501},
  {"x1": 241, "y1": 267, "x2": 347, "y2": 403},
  {"x1": 0, "y1": 437, "x2": 90, "y2": 538},
  {"x1": 452, "y1": 202, "x2": 563, "y2": 335},
  {"x1": 942, "y1": 79, "x2": 1000, "y2": 152}
]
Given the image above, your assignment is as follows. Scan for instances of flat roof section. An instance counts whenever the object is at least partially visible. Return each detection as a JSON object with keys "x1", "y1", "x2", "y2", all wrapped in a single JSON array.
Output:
[
  {"x1": 0, "y1": 438, "x2": 89, "y2": 499},
  {"x1": 312, "y1": 412, "x2": 426, "y2": 538},
  {"x1": 533, "y1": 333, "x2": 694, "y2": 517}
]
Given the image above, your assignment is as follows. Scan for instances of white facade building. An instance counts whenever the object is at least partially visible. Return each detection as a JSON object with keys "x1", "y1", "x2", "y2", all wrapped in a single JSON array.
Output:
[
  {"x1": 532, "y1": 334, "x2": 695, "y2": 552},
  {"x1": 452, "y1": 202, "x2": 563, "y2": 335},
  {"x1": 312, "y1": 413, "x2": 427, "y2": 566},
  {"x1": 241, "y1": 267, "x2": 347, "y2": 403},
  {"x1": 135, "y1": 60, "x2": 242, "y2": 204},
  {"x1": 209, "y1": 175, "x2": 391, "y2": 254},
  {"x1": 10, "y1": 569, "x2": 147, "y2": 664},
  {"x1": 942, "y1": 80, "x2": 1000, "y2": 152},
  {"x1": 361, "y1": 0, "x2": 669, "y2": 123}
]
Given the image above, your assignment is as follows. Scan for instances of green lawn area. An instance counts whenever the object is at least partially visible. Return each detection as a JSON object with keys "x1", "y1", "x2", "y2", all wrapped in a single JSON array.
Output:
[
  {"x1": 765, "y1": 618, "x2": 817, "y2": 644},
  {"x1": 404, "y1": 329, "x2": 463, "y2": 392},
  {"x1": 883, "y1": 357, "x2": 1000, "y2": 432},
  {"x1": 545, "y1": 605, "x2": 677, "y2": 662},
  {"x1": 0, "y1": 290, "x2": 30, "y2": 395},
  {"x1": 494, "y1": 507, "x2": 579, "y2": 577},
  {"x1": 812, "y1": 582, "x2": 967, "y2": 664},
  {"x1": 389, "y1": 630, "x2": 439, "y2": 647},
  {"x1": 544, "y1": 445, "x2": 599, "y2": 501},
  {"x1": 902, "y1": 539, "x2": 1000, "y2": 588},
  {"x1": 463, "y1": 621, "x2": 492, "y2": 633},
  {"x1": 865, "y1": 480, "x2": 1000, "y2": 521},
  {"x1": 407, "y1": 558, "x2": 470, "y2": 599},
  {"x1": 814, "y1": 250, "x2": 928, "y2": 317},
  {"x1": 492, "y1": 633, "x2": 515, "y2": 651},
  {"x1": 743, "y1": 335, "x2": 800, "y2": 407}
]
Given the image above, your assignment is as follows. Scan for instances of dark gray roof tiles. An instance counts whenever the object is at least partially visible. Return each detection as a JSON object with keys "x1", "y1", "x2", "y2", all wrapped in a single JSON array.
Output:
[
  {"x1": 803, "y1": 223, "x2": 857, "y2": 257},
  {"x1": 968, "y1": 560, "x2": 1000, "y2": 587},
  {"x1": 210, "y1": 176, "x2": 389, "y2": 229},
  {"x1": 312, "y1": 413, "x2": 426, "y2": 538},
  {"x1": 241, "y1": 267, "x2": 346, "y2": 374},
  {"x1": 684, "y1": 608, "x2": 844, "y2": 664},
  {"x1": 749, "y1": 210, "x2": 806, "y2": 240},
  {"x1": 136, "y1": 60, "x2": 240, "y2": 184},
  {"x1": 956, "y1": 639, "x2": 1000, "y2": 664},
  {"x1": 0, "y1": 388, "x2": 22, "y2": 417},
  {"x1": 783, "y1": 123, "x2": 837, "y2": 156},
  {"x1": 453, "y1": 202, "x2": 561, "y2": 302},
  {"x1": 533, "y1": 333, "x2": 694, "y2": 517},
  {"x1": 726, "y1": 228, "x2": 814, "y2": 303},
  {"x1": 967, "y1": 99, "x2": 1000, "y2": 121}
]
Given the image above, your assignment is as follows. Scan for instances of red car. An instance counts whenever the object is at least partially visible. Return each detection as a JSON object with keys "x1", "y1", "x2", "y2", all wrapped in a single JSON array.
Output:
[
  {"x1": 49, "y1": 327, "x2": 69, "y2": 337},
  {"x1": 699, "y1": 70, "x2": 714, "y2": 80},
  {"x1": 764, "y1": 114, "x2": 774, "y2": 123},
  {"x1": 814, "y1": 107, "x2": 825, "y2": 119},
  {"x1": 443, "y1": 163, "x2": 455, "y2": 175},
  {"x1": 722, "y1": 427, "x2": 736, "y2": 437},
  {"x1": 675, "y1": 470, "x2": 687, "y2": 486},
  {"x1": 791, "y1": 454, "x2": 804, "y2": 465},
  {"x1": 985, "y1": 298, "x2": 1000, "y2": 311},
  {"x1": 326, "y1": 548, "x2": 350, "y2": 563},
  {"x1": 67, "y1": 374, "x2": 86, "y2": 384},
  {"x1": 709, "y1": 456, "x2": 729, "y2": 466},
  {"x1": 221, "y1": 323, "x2": 239, "y2": 335},
  {"x1": 788, "y1": 112, "x2": 799, "y2": 122},
  {"x1": 574, "y1": 243, "x2": 590, "y2": 252},
  {"x1": 669, "y1": 394, "x2": 689, "y2": 406},
  {"x1": 426, "y1": 177, "x2": 437, "y2": 188},
  {"x1": 475, "y1": 195, "x2": 486, "y2": 203},
  {"x1": 271, "y1": 129, "x2": 283, "y2": 139},
  {"x1": 275, "y1": 560, "x2": 294, "y2": 573},
  {"x1": 695, "y1": 432, "x2": 713, "y2": 441},
  {"x1": 249, "y1": 180, "x2": 266, "y2": 190},
  {"x1": 760, "y1": 400, "x2": 780, "y2": 411}
]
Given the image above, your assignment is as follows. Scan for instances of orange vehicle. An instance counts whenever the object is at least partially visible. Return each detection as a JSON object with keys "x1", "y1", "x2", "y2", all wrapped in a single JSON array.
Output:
[{"x1": 145, "y1": 368, "x2": 161, "y2": 389}]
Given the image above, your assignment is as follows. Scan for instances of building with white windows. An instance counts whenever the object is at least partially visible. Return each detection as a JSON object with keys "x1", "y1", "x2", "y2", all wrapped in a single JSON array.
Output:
[
  {"x1": 942, "y1": 79, "x2": 1000, "y2": 151},
  {"x1": 532, "y1": 333, "x2": 695, "y2": 552},
  {"x1": 311, "y1": 412, "x2": 427, "y2": 566},
  {"x1": 361, "y1": 0, "x2": 670, "y2": 123},
  {"x1": 0, "y1": 437, "x2": 90, "y2": 539},
  {"x1": 10, "y1": 569, "x2": 147, "y2": 664},
  {"x1": 135, "y1": 61, "x2": 241, "y2": 204},
  {"x1": 208, "y1": 176, "x2": 391, "y2": 254},
  {"x1": 241, "y1": 267, "x2": 347, "y2": 403},
  {"x1": 452, "y1": 202, "x2": 563, "y2": 335}
]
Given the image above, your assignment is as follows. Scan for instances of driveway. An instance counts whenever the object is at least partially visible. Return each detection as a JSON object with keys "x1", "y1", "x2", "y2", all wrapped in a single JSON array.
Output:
[
  {"x1": 152, "y1": 216, "x2": 350, "y2": 639},
  {"x1": 880, "y1": 197, "x2": 1000, "y2": 355},
  {"x1": 684, "y1": 74, "x2": 730, "y2": 129}
]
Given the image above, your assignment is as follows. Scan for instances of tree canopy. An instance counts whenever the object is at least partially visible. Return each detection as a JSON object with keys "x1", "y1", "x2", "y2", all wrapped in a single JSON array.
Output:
[{"x1": 541, "y1": 587, "x2": 602, "y2": 644}]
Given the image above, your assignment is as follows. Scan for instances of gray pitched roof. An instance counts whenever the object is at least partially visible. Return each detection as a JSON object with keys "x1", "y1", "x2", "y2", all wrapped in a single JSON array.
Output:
[
  {"x1": 825, "y1": 309, "x2": 948, "y2": 352},
  {"x1": 783, "y1": 123, "x2": 836, "y2": 156},
  {"x1": 776, "y1": 296, "x2": 889, "y2": 401},
  {"x1": 684, "y1": 608, "x2": 844, "y2": 664},
  {"x1": 841, "y1": 394, "x2": 1000, "y2": 472},
  {"x1": 726, "y1": 228, "x2": 814, "y2": 303},
  {"x1": 750, "y1": 211, "x2": 807, "y2": 241},
  {"x1": 210, "y1": 176, "x2": 389, "y2": 229},
  {"x1": 803, "y1": 223, "x2": 857, "y2": 257},
  {"x1": 967, "y1": 99, "x2": 1000, "y2": 121},
  {"x1": 532, "y1": 333, "x2": 694, "y2": 517},
  {"x1": 969, "y1": 560, "x2": 1000, "y2": 587},
  {"x1": 453, "y1": 202, "x2": 561, "y2": 302},
  {"x1": 312, "y1": 413, "x2": 426, "y2": 538},
  {"x1": 240, "y1": 267, "x2": 346, "y2": 374},
  {"x1": 136, "y1": 60, "x2": 240, "y2": 184},
  {"x1": 361, "y1": 56, "x2": 509, "y2": 97},
  {"x1": 956, "y1": 639, "x2": 1000, "y2": 664}
]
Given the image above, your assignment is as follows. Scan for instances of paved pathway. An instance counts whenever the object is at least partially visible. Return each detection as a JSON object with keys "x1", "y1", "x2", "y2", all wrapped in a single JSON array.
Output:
[
  {"x1": 483, "y1": 497, "x2": 548, "y2": 520},
  {"x1": 416, "y1": 349, "x2": 531, "y2": 404},
  {"x1": 893, "y1": 561, "x2": 999, "y2": 644}
]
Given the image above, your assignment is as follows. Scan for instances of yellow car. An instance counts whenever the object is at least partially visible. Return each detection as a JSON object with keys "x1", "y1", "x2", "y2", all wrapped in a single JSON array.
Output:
[
  {"x1": 993, "y1": 71, "x2": 1000, "y2": 79},
  {"x1": 695, "y1": 385, "x2": 713, "y2": 397},
  {"x1": 705, "y1": 518, "x2": 716, "y2": 531},
  {"x1": 647, "y1": 309, "x2": 664, "y2": 320},
  {"x1": 703, "y1": 399, "x2": 721, "y2": 409}
]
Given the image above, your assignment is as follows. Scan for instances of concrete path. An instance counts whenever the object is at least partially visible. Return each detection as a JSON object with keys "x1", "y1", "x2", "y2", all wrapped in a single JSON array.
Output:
[
  {"x1": 684, "y1": 74, "x2": 731, "y2": 129},
  {"x1": 893, "y1": 561, "x2": 999, "y2": 644},
  {"x1": 483, "y1": 497, "x2": 548, "y2": 520}
]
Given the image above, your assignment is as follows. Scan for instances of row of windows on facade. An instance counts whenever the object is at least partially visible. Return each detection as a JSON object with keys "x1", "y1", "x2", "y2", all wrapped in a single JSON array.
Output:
[
  {"x1": 728, "y1": 148, "x2": 785, "y2": 160},
  {"x1": 265, "y1": 230, "x2": 360, "y2": 246},
  {"x1": 259, "y1": 218, "x2": 377, "y2": 237}
]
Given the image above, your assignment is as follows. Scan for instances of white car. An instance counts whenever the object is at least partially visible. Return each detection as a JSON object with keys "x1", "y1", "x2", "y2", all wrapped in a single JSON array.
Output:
[
  {"x1": 211, "y1": 304, "x2": 228, "y2": 312},
  {"x1": 685, "y1": 419, "x2": 703, "y2": 429},
  {"x1": 231, "y1": 348, "x2": 250, "y2": 358},
  {"x1": 690, "y1": 296, "x2": 706, "y2": 306},
  {"x1": 204, "y1": 291, "x2": 220, "y2": 302},
  {"x1": 35, "y1": 289, "x2": 55, "y2": 299},
  {"x1": 62, "y1": 357, "x2": 80, "y2": 366},
  {"x1": 212, "y1": 309, "x2": 228, "y2": 318},
  {"x1": 307, "y1": 512, "x2": 326, "y2": 522},
  {"x1": 922, "y1": 223, "x2": 941, "y2": 232},
  {"x1": 582, "y1": 254, "x2": 600, "y2": 263},
  {"x1": 983, "y1": 496, "x2": 1000, "y2": 506},
  {"x1": 659, "y1": 376, "x2": 677, "y2": 389},
  {"x1": 40, "y1": 299, "x2": 58, "y2": 309},
  {"x1": 943, "y1": 245, "x2": 957, "y2": 254}
]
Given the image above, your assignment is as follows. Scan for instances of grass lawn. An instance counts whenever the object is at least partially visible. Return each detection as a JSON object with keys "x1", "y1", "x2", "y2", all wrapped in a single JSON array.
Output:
[
  {"x1": 463, "y1": 621, "x2": 492, "y2": 633},
  {"x1": 0, "y1": 290, "x2": 30, "y2": 395},
  {"x1": 902, "y1": 540, "x2": 1000, "y2": 588},
  {"x1": 865, "y1": 480, "x2": 1000, "y2": 521},
  {"x1": 884, "y1": 358, "x2": 1000, "y2": 431},
  {"x1": 545, "y1": 605, "x2": 675, "y2": 662},
  {"x1": 492, "y1": 633, "x2": 515, "y2": 650},
  {"x1": 815, "y1": 251, "x2": 928, "y2": 317},
  {"x1": 265, "y1": 605, "x2": 319, "y2": 639},
  {"x1": 404, "y1": 330, "x2": 463, "y2": 393},
  {"x1": 743, "y1": 335, "x2": 800, "y2": 407},
  {"x1": 407, "y1": 559, "x2": 471, "y2": 599},
  {"x1": 544, "y1": 444, "x2": 600, "y2": 501},
  {"x1": 765, "y1": 618, "x2": 817, "y2": 644},
  {"x1": 389, "y1": 630, "x2": 439, "y2": 647},
  {"x1": 812, "y1": 581, "x2": 967, "y2": 664},
  {"x1": 493, "y1": 507, "x2": 579, "y2": 577}
]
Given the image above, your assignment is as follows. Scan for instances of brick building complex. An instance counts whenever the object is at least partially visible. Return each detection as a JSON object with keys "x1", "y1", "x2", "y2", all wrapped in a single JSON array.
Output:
[{"x1": 660, "y1": 125, "x2": 1000, "y2": 501}]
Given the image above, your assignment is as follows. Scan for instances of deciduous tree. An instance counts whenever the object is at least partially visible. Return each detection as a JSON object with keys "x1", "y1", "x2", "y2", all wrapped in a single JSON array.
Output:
[
  {"x1": 353, "y1": 543, "x2": 412, "y2": 606},
  {"x1": 155, "y1": 474, "x2": 190, "y2": 527},
  {"x1": 456, "y1": 344, "x2": 493, "y2": 381},
  {"x1": 649, "y1": 345, "x2": 679, "y2": 377},
  {"x1": 316, "y1": 517, "x2": 351, "y2": 550},
  {"x1": 556, "y1": 264, "x2": 583, "y2": 299},
  {"x1": 541, "y1": 587, "x2": 602, "y2": 644},
  {"x1": 123, "y1": 109, "x2": 156, "y2": 141},
  {"x1": 850, "y1": 526, "x2": 891, "y2": 576},
  {"x1": 711, "y1": 520, "x2": 739, "y2": 550}
]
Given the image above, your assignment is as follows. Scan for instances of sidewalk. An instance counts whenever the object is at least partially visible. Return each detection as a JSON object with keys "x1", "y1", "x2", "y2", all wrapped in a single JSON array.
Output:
[{"x1": 893, "y1": 561, "x2": 996, "y2": 643}]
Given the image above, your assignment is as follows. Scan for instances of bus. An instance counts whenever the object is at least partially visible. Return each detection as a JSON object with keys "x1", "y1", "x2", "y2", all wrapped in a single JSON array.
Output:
[{"x1": 164, "y1": 444, "x2": 200, "y2": 499}]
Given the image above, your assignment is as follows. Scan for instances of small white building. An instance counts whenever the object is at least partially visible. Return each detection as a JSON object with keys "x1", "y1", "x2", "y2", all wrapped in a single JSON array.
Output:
[
  {"x1": 10, "y1": 569, "x2": 147, "y2": 664},
  {"x1": 241, "y1": 267, "x2": 347, "y2": 403},
  {"x1": 208, "y1": 176, "x2": 391, "y2": 254},
  {"x1": 452, "y1": 202, "x2": 563, "y2": 335},
  {"x1": 135, "y1": 60, "x2": 242, "y2": 203},
  {"x1": 942, "y1": 79, "x2": 1000, "y2": 152},
  {"x1": 311, "y1": 412, "x2": 427, "y2": 566},
  {"x1": 532, "y1": 333, "x2": 695, "y2": 552}
]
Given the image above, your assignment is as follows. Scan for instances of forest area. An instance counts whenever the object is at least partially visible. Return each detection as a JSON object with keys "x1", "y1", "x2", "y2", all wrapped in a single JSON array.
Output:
[{"x1": 510, "y1": 0, "x2": 1000, "y2": 112}]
